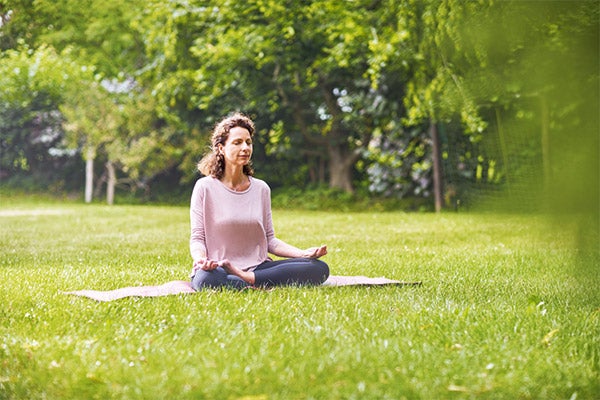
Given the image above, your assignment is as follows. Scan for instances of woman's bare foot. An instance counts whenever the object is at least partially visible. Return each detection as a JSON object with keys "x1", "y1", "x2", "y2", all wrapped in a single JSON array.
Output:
[{"x1": 220, "y1": 259, "x2": 256, "y2": 285}]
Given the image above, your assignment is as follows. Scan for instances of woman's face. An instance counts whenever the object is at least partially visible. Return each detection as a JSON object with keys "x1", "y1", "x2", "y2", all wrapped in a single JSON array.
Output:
[{"x1": 219, "y1": 126, "x2": 253, "y2": 168}]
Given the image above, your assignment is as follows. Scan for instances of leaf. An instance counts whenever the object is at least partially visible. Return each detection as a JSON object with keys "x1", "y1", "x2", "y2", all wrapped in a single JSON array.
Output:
[
  {"x1": 541, "y1": 328, "x2": 560, "y2": 347},
  {"x1": 447, "y1": 384, "x2": 469, "y2": 392}
]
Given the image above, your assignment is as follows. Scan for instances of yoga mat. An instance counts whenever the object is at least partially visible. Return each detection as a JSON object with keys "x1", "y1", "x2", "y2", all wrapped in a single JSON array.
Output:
[{"x1": 64, "y1": 275, "x2": 422, "y2": 302}]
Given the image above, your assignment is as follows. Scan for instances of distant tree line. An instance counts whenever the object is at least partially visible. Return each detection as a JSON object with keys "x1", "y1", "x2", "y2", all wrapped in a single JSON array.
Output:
[{"x1": 0, "y1": 0, "x2": 597, "y2": 212}]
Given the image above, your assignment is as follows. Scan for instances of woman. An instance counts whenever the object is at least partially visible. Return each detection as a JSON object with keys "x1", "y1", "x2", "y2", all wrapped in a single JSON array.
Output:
[{"x1": 190, "y1": 113, "x2": 330, "y2": 290}]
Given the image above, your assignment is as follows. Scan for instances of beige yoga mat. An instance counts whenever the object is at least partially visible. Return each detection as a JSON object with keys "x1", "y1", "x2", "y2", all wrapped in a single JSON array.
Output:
[{"x1": 64, "y1": 276, "x2": 422, "y2": 302}]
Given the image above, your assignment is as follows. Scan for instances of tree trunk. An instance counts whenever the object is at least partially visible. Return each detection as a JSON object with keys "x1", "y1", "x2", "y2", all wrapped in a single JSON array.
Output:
[
  {"x1": 430, "y1": 119, "x2": 444, "y2": 212},
  {"x1": 106, "y1": 161, "x2": 116, "y2": 205},
  {"x1": 328, "y1": 146, "x2": 355, "y2": 193},
  {"x1": 540, "y1": 95, "x2": 551, "y2": 191},
  {"x1": 319, "y1": 79, "x2": 358, "y2": 194},
  {"x1": 93, "y1": 170, "x2": 107, "y2": 199},
  {"x1": 495, "y1": 107, "x2": 511, "y2": 195},
  {"x1": 84, "y1": 148, "x2": 94, "y2": 204}
]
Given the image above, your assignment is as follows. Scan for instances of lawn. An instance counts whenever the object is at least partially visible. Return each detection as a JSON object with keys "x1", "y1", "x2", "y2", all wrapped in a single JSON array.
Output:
[{"x1": 0, "y1": 200, "x2": 598, "y2": 399}]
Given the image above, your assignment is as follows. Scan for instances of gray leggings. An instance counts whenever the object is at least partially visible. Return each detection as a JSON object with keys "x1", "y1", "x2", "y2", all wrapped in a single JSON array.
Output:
[{"x1": 191, "y1": 258, "x2": 329, "y2": 290}]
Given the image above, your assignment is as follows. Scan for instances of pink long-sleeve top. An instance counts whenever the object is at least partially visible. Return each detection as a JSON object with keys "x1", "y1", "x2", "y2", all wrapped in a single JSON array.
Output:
[{"x1": 189, "y1": 176, "x2": 283, "y2": 272}]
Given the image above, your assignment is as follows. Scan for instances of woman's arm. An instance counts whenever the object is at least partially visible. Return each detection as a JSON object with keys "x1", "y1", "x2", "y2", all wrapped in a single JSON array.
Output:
[
  {"x1": 261, "y1": 181, "x2": 327, "y2": 260},
  {"x1": 190, "y1": 179, "x2": 210, "y2": 268},
  {"x1": 269, "y1": 240, "x2": 328, "y2": 259}
]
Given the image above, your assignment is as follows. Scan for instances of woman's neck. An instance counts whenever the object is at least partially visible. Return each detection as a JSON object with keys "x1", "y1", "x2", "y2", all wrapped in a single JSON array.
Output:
[{"x1": 221, "y1": 167, "x2": 249, "y2": 191}]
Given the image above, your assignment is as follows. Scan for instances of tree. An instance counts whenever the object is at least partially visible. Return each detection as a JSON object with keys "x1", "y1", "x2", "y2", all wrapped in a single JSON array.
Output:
[
  {"x1": 139, "y1": 0, "x2": 410, "y2": 193},
  {"x1": 106, "y1": 87, "x2": 180, "y2": 201},
  {"x1": 363, "y1": 0, "x2": 438, "y2": 202},
  {"x1": 1, "y1": 0, "x2": 147, "y2": 77},
  {"x1": 453, "y1": 0, "x2": 599, "y2": 212},
  {"x1": 2, "y1": 0, "x2": 177, "y2": 202},
  {"x1": 61, "y1": 80, "x2": 179, "y2": 204},
  {"x1": 0, "y1": 45, "x2": 93, "y2": 187},
  {"x1": 61, "y1": 81, "x2": 121, "y2": 203},
  {"x1": 355, "y1": 0, "x2": 486, "y2": 210},
  {"x1": 364, "y1": 0, "x2": 599, "y2": 213},
  {"x1": 3, "y1": 0, "x2": 595, "y2": 213},
  {"x1": 401, "y1": 0, "x2": 487, "y2": 211}
]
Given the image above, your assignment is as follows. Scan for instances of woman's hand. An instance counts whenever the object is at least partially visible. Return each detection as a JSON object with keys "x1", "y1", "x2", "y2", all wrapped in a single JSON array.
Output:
[
  {"x1": 303, "y1": 245, "x2": 328, "y2": 259},
  {"x1": 193, "y1": 258, "x2": 220, "y2": 272}
]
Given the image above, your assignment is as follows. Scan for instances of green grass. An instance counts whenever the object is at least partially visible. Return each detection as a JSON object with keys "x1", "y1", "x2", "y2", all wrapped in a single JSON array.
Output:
[{"x1": 0, "y1": 200, "x2": 598, "y2": 399}]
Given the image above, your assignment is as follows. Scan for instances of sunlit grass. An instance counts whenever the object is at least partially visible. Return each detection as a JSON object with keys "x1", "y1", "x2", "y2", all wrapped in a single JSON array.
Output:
[{"x1": 1, "y1": 201, "x2": 598, "y2": 399}]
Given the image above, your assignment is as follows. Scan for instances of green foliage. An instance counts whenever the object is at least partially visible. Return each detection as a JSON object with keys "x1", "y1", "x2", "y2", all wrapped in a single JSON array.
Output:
[
  {"x1": 139, "y1": 0, "x2": 412, "y2": 190},
  {"x1": 1, "y1": 201, "x2": 598, "y2": 398},
  {"x1": 61, "y1": 81, "x2": 121, "y2": 161},
  {"x1": 1, "y1": 0, "x2": 598, "y2": 213},
  {"x1": 0, "y1": 44, "x2": 94, "y2": 185},
  {"x1": 365, "y1": 0, "x2": 599, "y2": 213},
  {"x1": 462, "y1": 0, "x2": 599, "y2": 217},
  {"x1": 396, "y1": 0, "x2": 487, "y2": 134},
  {"x1": 1, "y1": 0, "x2": 147, "y2": 76}
]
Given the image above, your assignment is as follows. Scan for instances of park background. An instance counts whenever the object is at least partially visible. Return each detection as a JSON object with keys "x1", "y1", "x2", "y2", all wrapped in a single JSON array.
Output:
[
  {"x1": 0, "y1": 0, "x2": 597, "y2": 216},
  {"x1": 1, "y1": 1, "x2": 599, "y2": 399}
]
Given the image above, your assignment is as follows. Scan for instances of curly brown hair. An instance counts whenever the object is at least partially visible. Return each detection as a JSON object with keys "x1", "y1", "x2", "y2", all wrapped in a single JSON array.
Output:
[{"x1": 197, "y1": 113, "x2": 255, "y2": 179}]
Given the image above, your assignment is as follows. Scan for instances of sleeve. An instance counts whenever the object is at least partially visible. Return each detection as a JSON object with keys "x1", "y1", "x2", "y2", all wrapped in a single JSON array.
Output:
[
  {"x1": 189, "y1": 179, "x2": 207, "y2": 260},
  {"x1": 264, "y1": 182, "x2": 284, "y2": 253}
]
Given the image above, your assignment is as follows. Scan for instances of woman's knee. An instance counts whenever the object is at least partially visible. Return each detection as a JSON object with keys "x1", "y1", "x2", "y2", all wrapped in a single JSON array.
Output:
[
  {"x1": 289, "y1": 258, "x2": 329, "y2": 285},
  {"x1": 191, "y1": 268, "x2": 227, "y2": 290},
  {"x1": 191, "y1": 268, "x2": 249, "y2": 290},
  {"x1": 310, "y1": 259, "x2": 330, "y2": 284}
]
